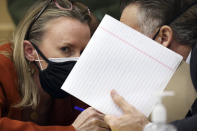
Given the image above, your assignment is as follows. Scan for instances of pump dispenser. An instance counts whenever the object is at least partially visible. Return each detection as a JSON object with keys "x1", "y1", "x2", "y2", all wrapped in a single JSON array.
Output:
[{"x1": 144, "y1": 92, "x2": 177, "y2": 131}]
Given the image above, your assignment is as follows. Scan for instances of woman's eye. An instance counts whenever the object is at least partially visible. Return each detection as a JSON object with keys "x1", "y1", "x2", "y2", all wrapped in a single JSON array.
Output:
[{"x1": 60, "y1": 47, "x2": 70, "y2": 53}]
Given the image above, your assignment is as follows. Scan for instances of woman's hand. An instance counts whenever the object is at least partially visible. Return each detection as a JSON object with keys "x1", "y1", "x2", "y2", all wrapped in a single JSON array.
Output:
[
  {"x1": 104, "y1": 90, "x2": 150, "y2": 131},
  {"x1": 72, "y1": 107, "x2": 110, "y2": 131}
]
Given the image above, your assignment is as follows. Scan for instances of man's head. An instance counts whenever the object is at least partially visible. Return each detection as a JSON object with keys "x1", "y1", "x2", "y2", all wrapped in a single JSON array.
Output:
[{"x1": 120, "y1": 0, "x2": 197, "y2": 60}]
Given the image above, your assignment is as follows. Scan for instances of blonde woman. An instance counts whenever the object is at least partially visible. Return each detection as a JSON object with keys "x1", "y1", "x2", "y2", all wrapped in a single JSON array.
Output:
[{"x1": 0, "y1": 0, "x2": 109, "y2": 131}]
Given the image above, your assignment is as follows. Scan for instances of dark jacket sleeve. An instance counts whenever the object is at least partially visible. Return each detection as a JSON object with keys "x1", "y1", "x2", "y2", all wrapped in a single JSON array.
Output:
[
  {"x1": 171, "y1": 99, "x2": 197, "y2": 131},
  {"x1": 171, "y1": 115, "x2": 197, "y2": 131}
]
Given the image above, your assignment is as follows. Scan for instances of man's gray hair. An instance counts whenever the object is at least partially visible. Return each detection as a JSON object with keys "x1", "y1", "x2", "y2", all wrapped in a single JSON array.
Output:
[{"x1": 121, "y1": 0, "x2": 197, "y2": 46}]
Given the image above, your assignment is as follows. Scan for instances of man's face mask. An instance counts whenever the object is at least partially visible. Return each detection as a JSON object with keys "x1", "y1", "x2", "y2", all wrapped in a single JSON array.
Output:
[{"x1": 32, "y1": 42, "x2": 78, "y2": 98}]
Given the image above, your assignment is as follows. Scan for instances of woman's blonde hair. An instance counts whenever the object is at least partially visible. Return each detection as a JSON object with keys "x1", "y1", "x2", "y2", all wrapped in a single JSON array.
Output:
[{"x1": 13, "y1": 0, "x2": 91, "y2": 108}]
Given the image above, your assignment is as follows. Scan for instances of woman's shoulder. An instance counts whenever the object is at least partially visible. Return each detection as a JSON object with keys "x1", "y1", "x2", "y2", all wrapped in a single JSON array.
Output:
[
  {"x1": 0, "y1": 43, "x2": 13, "y2": 52},
  {"x1": 0, "y1": 43, "x2": 13, "y2": 66},
  {"x1": 0, "y1": 43, "x2": 20, "y2": 104},
  {"x1": 0, "y1": 42, "x2": 15, "y2": 70},
  {"x1": 0, "y1": 43, "x2": 16, "y2": 81}
]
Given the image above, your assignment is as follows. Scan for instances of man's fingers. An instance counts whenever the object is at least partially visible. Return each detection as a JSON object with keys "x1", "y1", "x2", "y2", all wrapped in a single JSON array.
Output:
[{"x1": 111, "y1": 90, "x2": 137, "y2": 114}]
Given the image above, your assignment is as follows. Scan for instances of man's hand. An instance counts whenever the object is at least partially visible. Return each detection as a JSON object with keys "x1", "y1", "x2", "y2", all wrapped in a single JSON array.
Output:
[{"x1": 104, "y1": 90, "x2": 149, "y2": 131}]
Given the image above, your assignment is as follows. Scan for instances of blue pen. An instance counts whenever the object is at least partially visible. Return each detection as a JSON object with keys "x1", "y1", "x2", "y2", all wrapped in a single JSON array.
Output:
[{"x1": 74, "y1": 106, "x2": 85, "y2": 112}]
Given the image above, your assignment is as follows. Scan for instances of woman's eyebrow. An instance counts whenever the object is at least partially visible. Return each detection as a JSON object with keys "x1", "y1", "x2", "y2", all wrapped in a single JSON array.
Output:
[{"x1": 62, "y1": 43, "x2": 74, "y2": 47}]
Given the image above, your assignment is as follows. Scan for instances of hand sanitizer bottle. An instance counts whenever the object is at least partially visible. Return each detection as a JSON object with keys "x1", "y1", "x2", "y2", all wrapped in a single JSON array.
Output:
[{"x1": 144, "y1": 92, "x2": 177, "y2": 131}]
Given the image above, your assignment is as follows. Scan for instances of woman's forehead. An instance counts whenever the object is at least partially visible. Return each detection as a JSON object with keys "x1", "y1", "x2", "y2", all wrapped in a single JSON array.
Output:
[{"x1": 41, "y1": 17, "x2": 90, "y2": 46}]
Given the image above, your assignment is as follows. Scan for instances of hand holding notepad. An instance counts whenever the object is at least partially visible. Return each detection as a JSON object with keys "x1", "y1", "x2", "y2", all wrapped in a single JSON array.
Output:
[{"x1": 61, "y1": 15, "x2": 183, "y2": 116}]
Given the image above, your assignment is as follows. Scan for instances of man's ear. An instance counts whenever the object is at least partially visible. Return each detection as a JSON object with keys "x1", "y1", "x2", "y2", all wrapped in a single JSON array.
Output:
[
  {"x1": 24, "y1": 40, "x2": 36, "y2": 62},
  {"x1": 155, "y1": 25, "x2": 173, "y2": 48}
]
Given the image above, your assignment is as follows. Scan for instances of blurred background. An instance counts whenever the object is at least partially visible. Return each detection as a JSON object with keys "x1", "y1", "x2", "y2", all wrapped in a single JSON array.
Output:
[
  {"x1": 0, "y1": 0, "x2": 121, "y2": 43},
  {"x1": 0, "y1": 0, "x2": 15, "y2": 42}
]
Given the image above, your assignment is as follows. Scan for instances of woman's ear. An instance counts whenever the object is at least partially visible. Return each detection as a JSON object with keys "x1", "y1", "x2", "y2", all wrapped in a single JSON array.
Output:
[
  {"x1": 155, "y1": 25, "x2": 173, "y2": 48},
  {"x1": 24, "y1": 40, "x2": 36, "y2": 62}
]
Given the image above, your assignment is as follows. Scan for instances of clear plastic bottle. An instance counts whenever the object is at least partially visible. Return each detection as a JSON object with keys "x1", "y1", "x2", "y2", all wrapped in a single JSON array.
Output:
[{"x1": 144, "y1": 92, "x2": 177, "y2": 131}]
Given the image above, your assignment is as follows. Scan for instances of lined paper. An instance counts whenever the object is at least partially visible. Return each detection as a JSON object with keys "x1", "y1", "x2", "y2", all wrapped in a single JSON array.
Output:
[{"x1": 61, "y1": 15, "x2": 183, "y2": 116}]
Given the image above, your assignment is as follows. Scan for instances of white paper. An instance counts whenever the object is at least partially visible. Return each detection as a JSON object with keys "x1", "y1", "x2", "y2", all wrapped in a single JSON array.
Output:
[{"x1": 61, "y1": 15, "x2": 183, "y2": 116}]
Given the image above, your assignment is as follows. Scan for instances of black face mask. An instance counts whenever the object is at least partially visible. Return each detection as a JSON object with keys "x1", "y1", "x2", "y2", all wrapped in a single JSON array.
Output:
[{"x1": 32, "y1": 42, "x2": 77, "y2": 98}]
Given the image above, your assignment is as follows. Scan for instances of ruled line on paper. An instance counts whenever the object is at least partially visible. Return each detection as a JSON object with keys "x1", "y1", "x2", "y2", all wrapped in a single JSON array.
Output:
[{"x1": 100, "y1": 26, "x2": 174, "y2": 71}]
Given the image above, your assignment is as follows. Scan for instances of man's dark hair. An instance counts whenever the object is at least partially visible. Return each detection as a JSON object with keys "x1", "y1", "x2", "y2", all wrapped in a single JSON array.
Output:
[{"x1": 121, "y1": 0, "x2": 197, "y2": 46}]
